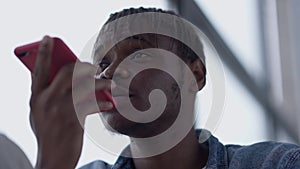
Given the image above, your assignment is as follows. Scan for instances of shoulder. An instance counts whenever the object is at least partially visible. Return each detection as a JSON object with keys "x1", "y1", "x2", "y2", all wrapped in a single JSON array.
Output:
[
  {"x1": 0, "y1": 133, "x2": 33, "y2": 169},
  {"x1": 226, "y1": 141, "x2": 300, "y2": 168},
  {"x1": 0, "y1": 133, "x2": 9, "y2": 141},
  {"x1": 79, "y1": 154, "x2": 133, "y2": 169},
  {"x1": 78, "y1": 160, "x2": 112, "y2": 169}
]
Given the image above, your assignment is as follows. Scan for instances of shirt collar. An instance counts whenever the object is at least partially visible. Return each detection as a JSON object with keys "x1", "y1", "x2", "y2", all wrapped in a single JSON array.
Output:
[{"x1": 111, "y1": 129, "x2": 227, "y2": 169}]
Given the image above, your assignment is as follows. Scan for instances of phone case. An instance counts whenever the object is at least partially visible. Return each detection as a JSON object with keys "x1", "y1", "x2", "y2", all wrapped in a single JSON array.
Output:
[
  {"x1": 14, "y1": 37, "x2": 78, "y2": 82},
  {"x1": 14, "y1": 37, "x2": 115, "y2": 111}
]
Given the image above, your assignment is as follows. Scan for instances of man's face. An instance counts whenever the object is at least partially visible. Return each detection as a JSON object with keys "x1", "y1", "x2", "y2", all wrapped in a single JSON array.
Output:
[{"x1": 93, "y1": 34, "x2": 194, "y2": 138}]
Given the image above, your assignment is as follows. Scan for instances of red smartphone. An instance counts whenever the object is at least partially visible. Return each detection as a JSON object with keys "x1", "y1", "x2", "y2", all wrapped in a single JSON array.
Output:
[{"x1": 14, "y1": 37, "x2": 115, "y2": 111}]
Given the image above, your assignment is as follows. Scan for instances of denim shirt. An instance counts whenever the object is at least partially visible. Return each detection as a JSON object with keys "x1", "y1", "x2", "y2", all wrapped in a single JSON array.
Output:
[{"x1": 80, "y1": 130, "x2": 300, "y2": 169}]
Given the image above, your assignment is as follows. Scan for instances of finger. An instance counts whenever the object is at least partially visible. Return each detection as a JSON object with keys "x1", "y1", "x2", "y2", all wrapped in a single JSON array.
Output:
[
  {"x1": 73, "y1": 62, "x2": 99, "y2": 81},
  {"x1": 47, "y1": 63, "x2": 75, "y2": 96},
  {"x1": 48, "y1": 62, "x2": 101, "y2": 97},
  {"x1": 51, "y1": 61, "x2": 97, "y2": 90},
  {"x1": 78, "y1": 100, "x2": 113, "y2": 115},
  {"x1": 94, "y1": 66, "x2": 103, "y2": 79},
  {"x1": 44, "y1": 62, "x2": 103, "y2": 105},
  {"x1": 75, "y1": 99, "x2": 113, "y2": 124},
  {"x1": 72, "y1": 78, "x2": 112, "y2": 104},
  {"x1": 32, "y1": 36, "x2": 54, "y2": 95}
]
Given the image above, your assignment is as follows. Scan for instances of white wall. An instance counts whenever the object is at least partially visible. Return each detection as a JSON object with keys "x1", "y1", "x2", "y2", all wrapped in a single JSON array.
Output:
[
  {"x1": 0, "y1": 0, "x2": 277, "y2": 168},
  {"x1": 0, "y1": 0, "x2": 167, "y2": 167}
]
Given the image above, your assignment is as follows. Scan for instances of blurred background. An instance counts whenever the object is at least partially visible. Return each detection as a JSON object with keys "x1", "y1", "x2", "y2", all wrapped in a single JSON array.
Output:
[{"x1": 0, "y1": 0, "x2": 299, "y2": 168}]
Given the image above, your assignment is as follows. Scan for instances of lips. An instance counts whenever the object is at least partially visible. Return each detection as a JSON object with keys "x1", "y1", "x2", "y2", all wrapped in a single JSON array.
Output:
[{"x1": 102, "y1": 90, "x2": 136, "y2": 114}]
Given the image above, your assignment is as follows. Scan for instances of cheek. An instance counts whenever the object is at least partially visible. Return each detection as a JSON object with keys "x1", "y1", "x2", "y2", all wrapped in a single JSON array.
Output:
[{"x1": 129, "y1": 69, "x2": 181, "y2": 110}]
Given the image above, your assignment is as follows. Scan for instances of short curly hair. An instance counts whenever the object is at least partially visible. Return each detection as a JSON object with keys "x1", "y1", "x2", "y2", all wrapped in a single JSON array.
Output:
[
  {"x1": 105, "y1": 7, "x2": 178, "y2": 25},
  {"x1": 102, "y1": 7, "x2": 206, "y2": 76}
]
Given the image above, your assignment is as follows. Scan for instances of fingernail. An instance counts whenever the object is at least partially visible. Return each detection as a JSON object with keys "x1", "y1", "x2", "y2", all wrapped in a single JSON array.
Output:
[
  {"x1": 41, "y1": 36, "x2": 49, "y2": 44},
  {"x1": 94, "y1": 72, "x2": 104, "y2": 79}
]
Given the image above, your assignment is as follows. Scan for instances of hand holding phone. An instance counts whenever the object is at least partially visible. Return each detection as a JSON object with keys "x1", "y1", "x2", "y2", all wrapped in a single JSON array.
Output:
[
  {"x1": 14, "y1": 37, "x2": 116, "y2": 111},
  {"x1": 14, "y1": 36, "x2": 116, "y2": 169}
]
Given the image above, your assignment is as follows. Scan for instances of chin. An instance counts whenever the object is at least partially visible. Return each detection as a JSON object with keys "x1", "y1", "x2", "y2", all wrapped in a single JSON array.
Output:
[
  {"x1": 100, "y1": 112, "x2": 175, "y2": 138},
  {"x1": 99, "y1": 112, "x2": 155, "y2": 138},
  {"x1": 98, "y1": 97, "x2": 179, "y2": 138},
  {"x1": 100, "y1": 111, "x2": 139, "y2": 135}
]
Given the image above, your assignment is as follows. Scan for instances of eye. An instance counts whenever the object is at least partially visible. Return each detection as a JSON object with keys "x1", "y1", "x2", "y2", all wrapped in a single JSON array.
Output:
[{"x1": 130, "y1": 52, "x2": 152, "y2": 63}]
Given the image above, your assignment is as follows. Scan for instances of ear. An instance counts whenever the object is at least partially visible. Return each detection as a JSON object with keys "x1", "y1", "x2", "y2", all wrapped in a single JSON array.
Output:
[{"x1": 189, "y1": 59, "x2": 206, "y2": 91}]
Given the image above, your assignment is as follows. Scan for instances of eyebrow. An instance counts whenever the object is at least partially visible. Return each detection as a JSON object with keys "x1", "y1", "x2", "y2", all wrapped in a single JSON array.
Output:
[
  {"x1": 130, "y1": 35, "x2": 154, "y2": 47},
  {"x1": 93, "y1": 35, "x2": 154, "y2": 63}
]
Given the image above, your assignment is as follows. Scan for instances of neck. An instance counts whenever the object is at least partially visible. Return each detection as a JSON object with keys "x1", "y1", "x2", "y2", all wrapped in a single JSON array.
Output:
[{"x1": 130, "y1": 128, "x2": 208, "y2": 169}]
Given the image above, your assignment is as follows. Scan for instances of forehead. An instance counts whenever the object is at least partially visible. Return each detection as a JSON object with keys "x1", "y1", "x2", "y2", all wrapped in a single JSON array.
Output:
[{"x1": 93, "y1": 34, "x2": 177, "y2": 63}]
